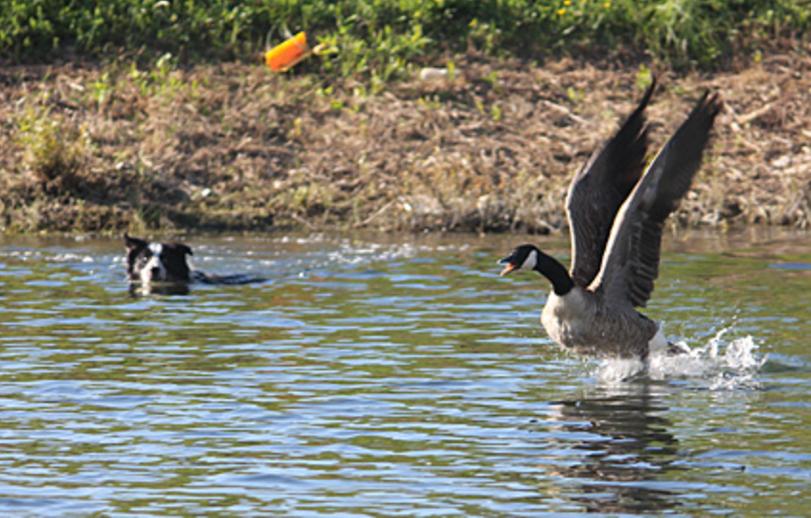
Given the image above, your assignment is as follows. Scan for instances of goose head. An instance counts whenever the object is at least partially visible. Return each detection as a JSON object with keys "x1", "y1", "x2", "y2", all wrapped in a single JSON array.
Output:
[
  {"x1": 498, "y1": 244, "x2": 575, "y2": 295},
  {"x1": 498, "y1": 244, "x2": 540, "y2": 276}
]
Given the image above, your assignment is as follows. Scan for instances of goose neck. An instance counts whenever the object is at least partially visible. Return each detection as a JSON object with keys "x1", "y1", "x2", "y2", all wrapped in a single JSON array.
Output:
[{"x1": 533, "y1": 252, "x2": 575, "y2": 296}]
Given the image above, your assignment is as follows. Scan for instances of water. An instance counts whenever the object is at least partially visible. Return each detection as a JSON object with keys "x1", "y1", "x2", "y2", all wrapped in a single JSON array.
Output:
[{"x1": 0, "y1": 230, "x2": 809, "y2": 515}]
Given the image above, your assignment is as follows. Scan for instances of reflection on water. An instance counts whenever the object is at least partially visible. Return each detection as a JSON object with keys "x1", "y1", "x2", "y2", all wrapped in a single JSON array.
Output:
[
  {"x1": 0, "y1": 230, "x2": 809, "y2": 515},
  {"x1": 128, "y1": 282, "x2": 191, "y2": 296},
  {"x1": 543, "y1": 385, "x2": 680, "y2": 514}
]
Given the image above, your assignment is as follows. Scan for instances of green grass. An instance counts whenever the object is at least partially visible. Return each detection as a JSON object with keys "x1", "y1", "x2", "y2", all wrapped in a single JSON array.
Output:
[{"x1": 1, "y1": 0, "x2": 807, "y2": 79}]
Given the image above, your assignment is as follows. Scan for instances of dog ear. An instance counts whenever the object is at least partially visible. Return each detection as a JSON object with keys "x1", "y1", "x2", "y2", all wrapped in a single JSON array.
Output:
[
  {"x1": 163, "y1": 243, "x2": 193, "y2": 257},
  {"x1": 124, "y1": 233, "x2": 148, "y2": 250}
]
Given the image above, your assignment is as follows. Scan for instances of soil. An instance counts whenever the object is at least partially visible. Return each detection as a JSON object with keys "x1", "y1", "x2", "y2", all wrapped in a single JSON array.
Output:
[{"x1": 0, "y1": 48, "x2": 809, "y2": 235}]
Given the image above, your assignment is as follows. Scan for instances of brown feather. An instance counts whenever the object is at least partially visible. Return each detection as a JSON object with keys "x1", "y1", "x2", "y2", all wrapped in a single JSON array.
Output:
[
  {"x1": 591, "y1": 91, "x2": 723, "y2": 307},
  {"x1": 566, "y1": 79, "x2": 656, "y2": 287}
]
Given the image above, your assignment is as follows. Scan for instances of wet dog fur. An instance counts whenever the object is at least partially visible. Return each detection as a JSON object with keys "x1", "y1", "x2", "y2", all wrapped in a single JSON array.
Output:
[{"x1": 125, "y1": 234, "x2": 264, "y2": 294}]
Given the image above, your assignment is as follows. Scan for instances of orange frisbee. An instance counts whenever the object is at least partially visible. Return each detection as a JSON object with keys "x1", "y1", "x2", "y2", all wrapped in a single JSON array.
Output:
[{"x1": 265, "y1": 32, "x2": 310, "y2": 71}]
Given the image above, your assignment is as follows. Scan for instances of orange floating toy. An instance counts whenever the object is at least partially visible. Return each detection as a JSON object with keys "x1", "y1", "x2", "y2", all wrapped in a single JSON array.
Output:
[{"x1": 265, "y1": 32, "x2": 310, "y2": 71}]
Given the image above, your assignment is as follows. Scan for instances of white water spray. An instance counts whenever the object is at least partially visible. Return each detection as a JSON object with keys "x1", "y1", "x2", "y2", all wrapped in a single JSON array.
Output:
[{"x1": 593, "y1": 324, "x2": 767, "y2": 389}]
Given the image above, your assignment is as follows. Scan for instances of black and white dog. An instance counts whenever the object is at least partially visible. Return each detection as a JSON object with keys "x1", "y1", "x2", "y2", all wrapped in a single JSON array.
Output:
[{"x1": 125, "y1": 234, "x2": 264, "y2": 294}]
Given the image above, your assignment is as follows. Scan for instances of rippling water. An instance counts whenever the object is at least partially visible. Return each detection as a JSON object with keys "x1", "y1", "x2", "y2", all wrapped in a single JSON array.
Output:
[{"x1": 0, "y1": 230, "x2": 809, "y2": 515}]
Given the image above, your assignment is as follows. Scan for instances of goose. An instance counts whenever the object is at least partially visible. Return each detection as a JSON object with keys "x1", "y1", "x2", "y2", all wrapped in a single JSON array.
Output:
[{"x1": 498, "y1": 80, "x2": 722, "y2": 359}]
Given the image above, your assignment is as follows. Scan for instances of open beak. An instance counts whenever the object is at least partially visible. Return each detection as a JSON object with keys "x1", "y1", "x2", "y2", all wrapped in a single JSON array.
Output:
[{"x1": 498, "y1": 258, "x2": 517, "y2": 276}]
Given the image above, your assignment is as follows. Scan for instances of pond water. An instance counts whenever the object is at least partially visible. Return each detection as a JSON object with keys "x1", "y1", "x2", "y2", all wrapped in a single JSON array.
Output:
[{"x1": 0, "y1": 230, "x2": 809, "y2": 516}]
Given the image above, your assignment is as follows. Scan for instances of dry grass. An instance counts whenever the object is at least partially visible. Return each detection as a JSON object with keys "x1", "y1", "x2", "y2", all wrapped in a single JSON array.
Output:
[{"x1": 0, "y1": 49, "x2": 809, "y2": 234}]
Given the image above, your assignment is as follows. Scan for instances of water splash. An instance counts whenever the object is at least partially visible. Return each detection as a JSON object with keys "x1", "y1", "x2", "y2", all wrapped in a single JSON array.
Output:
[{"x1": 593, "y1": 326, "x2": 767, "y2": 389}]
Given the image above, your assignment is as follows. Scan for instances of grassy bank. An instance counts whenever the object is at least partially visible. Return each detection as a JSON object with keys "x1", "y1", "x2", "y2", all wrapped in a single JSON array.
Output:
[
  {"x1": 2, "y1": 0, "x2": 808, "y2": 76},
  {"x1": 0, "y1": 1, "x2": 809, "y2": 234},
  {"x1": 1, "y1": 51, "x2": 809, "y2": 234}
]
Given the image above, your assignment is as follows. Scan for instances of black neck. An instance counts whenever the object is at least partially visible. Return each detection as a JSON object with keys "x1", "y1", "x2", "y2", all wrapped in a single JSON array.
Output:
[{"x1": 534, "y1": 251, "x2": 575, "y2": 295}]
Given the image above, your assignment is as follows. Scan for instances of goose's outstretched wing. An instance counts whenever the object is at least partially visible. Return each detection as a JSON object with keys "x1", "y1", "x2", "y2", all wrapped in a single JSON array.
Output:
[
  {"x1": 589, "y1": 90, "x2": 723, "y2": 307},
  {"x1": 566, "y1": 80, "x2": 656, "y2": 287}
]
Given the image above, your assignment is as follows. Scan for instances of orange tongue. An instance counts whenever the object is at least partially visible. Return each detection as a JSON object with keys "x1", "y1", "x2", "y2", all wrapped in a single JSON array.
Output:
[{"x1": 499, "y1": 263, "x2": 516, "y2": 276}]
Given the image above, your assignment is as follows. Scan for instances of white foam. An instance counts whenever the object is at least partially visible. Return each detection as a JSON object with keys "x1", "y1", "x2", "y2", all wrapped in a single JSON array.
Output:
[
  {"x1": 593, "y1": 325, "x2": 767, "y2": 389},
  {"x1": 53, "y1": 253, "x2": 94, "y2": 263},
  {"x1": 325, "y1": 243, "x2": 418, "y2": 266}
]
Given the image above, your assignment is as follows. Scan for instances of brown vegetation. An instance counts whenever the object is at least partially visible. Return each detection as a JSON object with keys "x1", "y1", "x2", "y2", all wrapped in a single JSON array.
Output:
[{"x1": 1, "y1": 50, "x2": 809, "y2": 234}]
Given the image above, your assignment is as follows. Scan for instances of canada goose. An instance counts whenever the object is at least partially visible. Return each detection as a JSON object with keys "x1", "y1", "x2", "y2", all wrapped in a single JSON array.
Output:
[{"x1": 499, "y1": 80, "x2": 722, "y2": 359}]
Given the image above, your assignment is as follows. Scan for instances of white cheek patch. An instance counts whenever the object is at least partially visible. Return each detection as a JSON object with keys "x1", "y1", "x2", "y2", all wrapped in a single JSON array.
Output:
[
  {"x1": 140, "y1": 248, "x2": 167, "y2": 284},
  {"x1": 522, "y1": 250, "x2": 538, "y2": 270}
]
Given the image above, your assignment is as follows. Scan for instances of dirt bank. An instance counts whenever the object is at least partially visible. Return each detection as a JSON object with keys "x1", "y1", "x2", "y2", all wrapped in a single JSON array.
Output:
[{"x1": 1, "y1": 50, "x2": 809, "y2": 235}]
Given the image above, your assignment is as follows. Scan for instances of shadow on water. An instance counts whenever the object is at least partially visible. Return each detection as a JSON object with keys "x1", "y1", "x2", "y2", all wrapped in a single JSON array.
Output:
[{"x1": 540, "y1": 383, "x2": 681, "y2": 514}]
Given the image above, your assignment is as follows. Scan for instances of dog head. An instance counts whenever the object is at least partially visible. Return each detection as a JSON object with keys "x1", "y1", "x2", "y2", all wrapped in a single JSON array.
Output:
[{"x1": 125, "y1": 234, "x2": 193, "y2": 285}]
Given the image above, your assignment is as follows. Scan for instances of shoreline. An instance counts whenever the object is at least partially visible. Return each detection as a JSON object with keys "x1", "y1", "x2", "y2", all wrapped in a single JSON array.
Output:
[{"x1": 1, "y1": 51, "x2": 809, "y2": 235}]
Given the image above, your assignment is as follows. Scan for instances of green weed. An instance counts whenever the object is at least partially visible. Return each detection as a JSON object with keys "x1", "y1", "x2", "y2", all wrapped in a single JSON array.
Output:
[
  {"x1": 0, "y1": 0, "x2": 806, "y2": 80},
  {"x1": 15, "y1": 106, "x2": 90, "y2": 190}
]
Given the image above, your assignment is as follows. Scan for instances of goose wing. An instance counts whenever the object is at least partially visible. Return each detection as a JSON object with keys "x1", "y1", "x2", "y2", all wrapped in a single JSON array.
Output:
[
  {"x1": 589, "y1": 90, "x2": 723, "y2": 307},
  {"x1": 566, "y1": 80, "x2": 655, "y2": 287}
]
